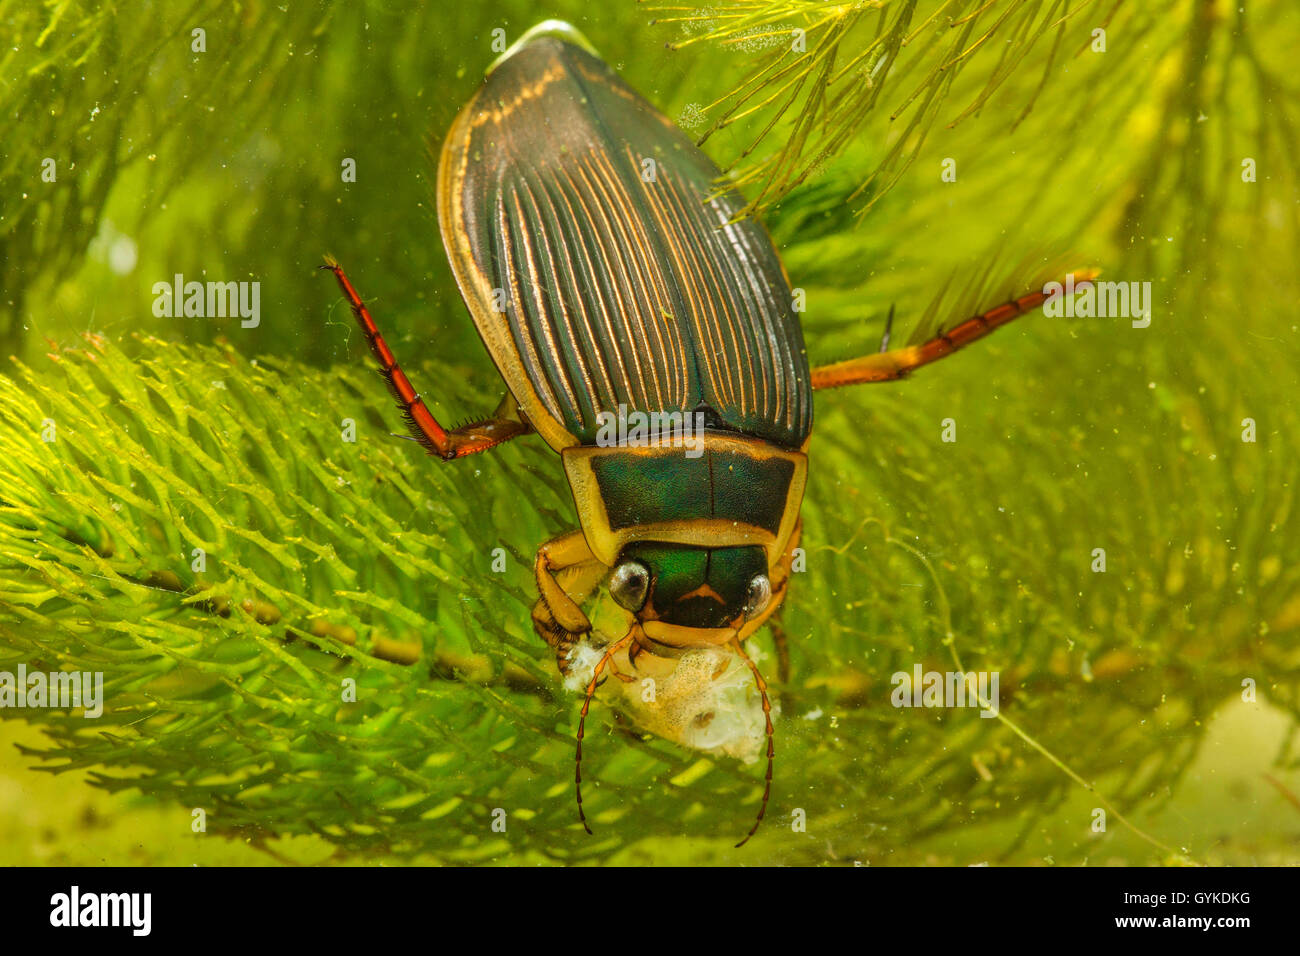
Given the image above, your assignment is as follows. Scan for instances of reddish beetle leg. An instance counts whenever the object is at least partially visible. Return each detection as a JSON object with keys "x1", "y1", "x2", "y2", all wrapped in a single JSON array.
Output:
[{"x1": 321, "y1": 257, "x2": 531, "y2": 458}]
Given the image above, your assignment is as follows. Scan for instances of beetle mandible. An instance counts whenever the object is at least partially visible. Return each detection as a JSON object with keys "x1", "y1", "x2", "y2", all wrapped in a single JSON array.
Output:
[{"x1": 324, "y1": 20, "x2": 1083, "y2": 846}]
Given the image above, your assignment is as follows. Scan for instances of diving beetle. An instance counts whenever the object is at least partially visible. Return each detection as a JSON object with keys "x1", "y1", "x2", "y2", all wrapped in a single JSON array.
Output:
[{"x1": 324, "y1": 20, "x2": 1075, "y2": 846}]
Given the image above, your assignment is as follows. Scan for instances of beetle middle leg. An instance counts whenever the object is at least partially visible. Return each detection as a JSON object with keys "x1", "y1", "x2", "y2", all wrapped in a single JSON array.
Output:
[{"x1": 322, "y1": 257, "x2": 533, "y2": 458}]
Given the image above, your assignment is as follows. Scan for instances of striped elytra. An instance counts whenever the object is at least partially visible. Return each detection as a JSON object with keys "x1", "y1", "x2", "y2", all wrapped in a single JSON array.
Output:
[{"x1": 438, "y1": 31, "x2": 813, "y2": 454}]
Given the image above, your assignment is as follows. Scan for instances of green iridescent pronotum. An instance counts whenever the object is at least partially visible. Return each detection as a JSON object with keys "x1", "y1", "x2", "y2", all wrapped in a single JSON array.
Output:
[{"x1": 323, "y1": 19, "x2": 1081, "y2": 846}]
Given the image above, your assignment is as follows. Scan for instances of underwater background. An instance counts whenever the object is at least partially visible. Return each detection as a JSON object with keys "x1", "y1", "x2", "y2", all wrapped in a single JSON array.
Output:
[{"x1": 1, "y1": 0, "x2": 1298, "y2": 865}]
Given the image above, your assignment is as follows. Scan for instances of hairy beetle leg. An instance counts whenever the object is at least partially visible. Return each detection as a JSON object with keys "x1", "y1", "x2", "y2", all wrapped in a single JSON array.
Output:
[
  {"x1": 533, "y1": 599, "x2": 602, "y2": 678},
  {"x1": 809, "y1": 269, "x2": 1099, "y2": 389},
  {"x1": 321, "y1": 257, "x2": 532, "y2": 457}
]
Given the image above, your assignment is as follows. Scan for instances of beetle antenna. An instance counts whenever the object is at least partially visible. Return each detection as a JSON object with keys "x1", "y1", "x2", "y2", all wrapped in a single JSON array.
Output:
[
  {"x1": 730, "y1": 638, "x2": 774, "y2": 848},
  {"x1": 575, "y1": 629, "x2": 635, "y2": 835}
]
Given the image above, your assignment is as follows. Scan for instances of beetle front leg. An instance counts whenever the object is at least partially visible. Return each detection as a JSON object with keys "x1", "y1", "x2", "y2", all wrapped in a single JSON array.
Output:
[{"x1": 532, "y1": 530, "x2": 604, "y2": 672}]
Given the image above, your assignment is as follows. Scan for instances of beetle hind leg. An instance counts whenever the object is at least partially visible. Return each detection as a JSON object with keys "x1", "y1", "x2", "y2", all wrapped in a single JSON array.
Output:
[
  {"x1": 809, "y1": 269, "x2": 1098, "y2": 389},
  {"x1": 322, "y1": 258, "x2": 532, "y2": 459}
]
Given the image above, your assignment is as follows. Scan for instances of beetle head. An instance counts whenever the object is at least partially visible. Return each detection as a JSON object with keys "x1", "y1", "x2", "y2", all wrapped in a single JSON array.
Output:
[{"x1": 607, "y1": 543, "x2": 772, "y2": 638}]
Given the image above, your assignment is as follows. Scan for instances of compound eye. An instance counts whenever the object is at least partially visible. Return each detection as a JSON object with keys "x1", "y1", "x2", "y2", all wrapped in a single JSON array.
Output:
[
  {"x1": 744, "y1": 574, "x2": 772, "y2": 620},
  {"x1": 609, "y1": 560, "x2": 651, "y2": 612}
]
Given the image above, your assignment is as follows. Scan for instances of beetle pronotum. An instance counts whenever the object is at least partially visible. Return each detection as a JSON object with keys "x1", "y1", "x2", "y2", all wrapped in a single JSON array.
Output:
[{"x1": 324, "y1": 20, "x2": 1089, "y2": 846}]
